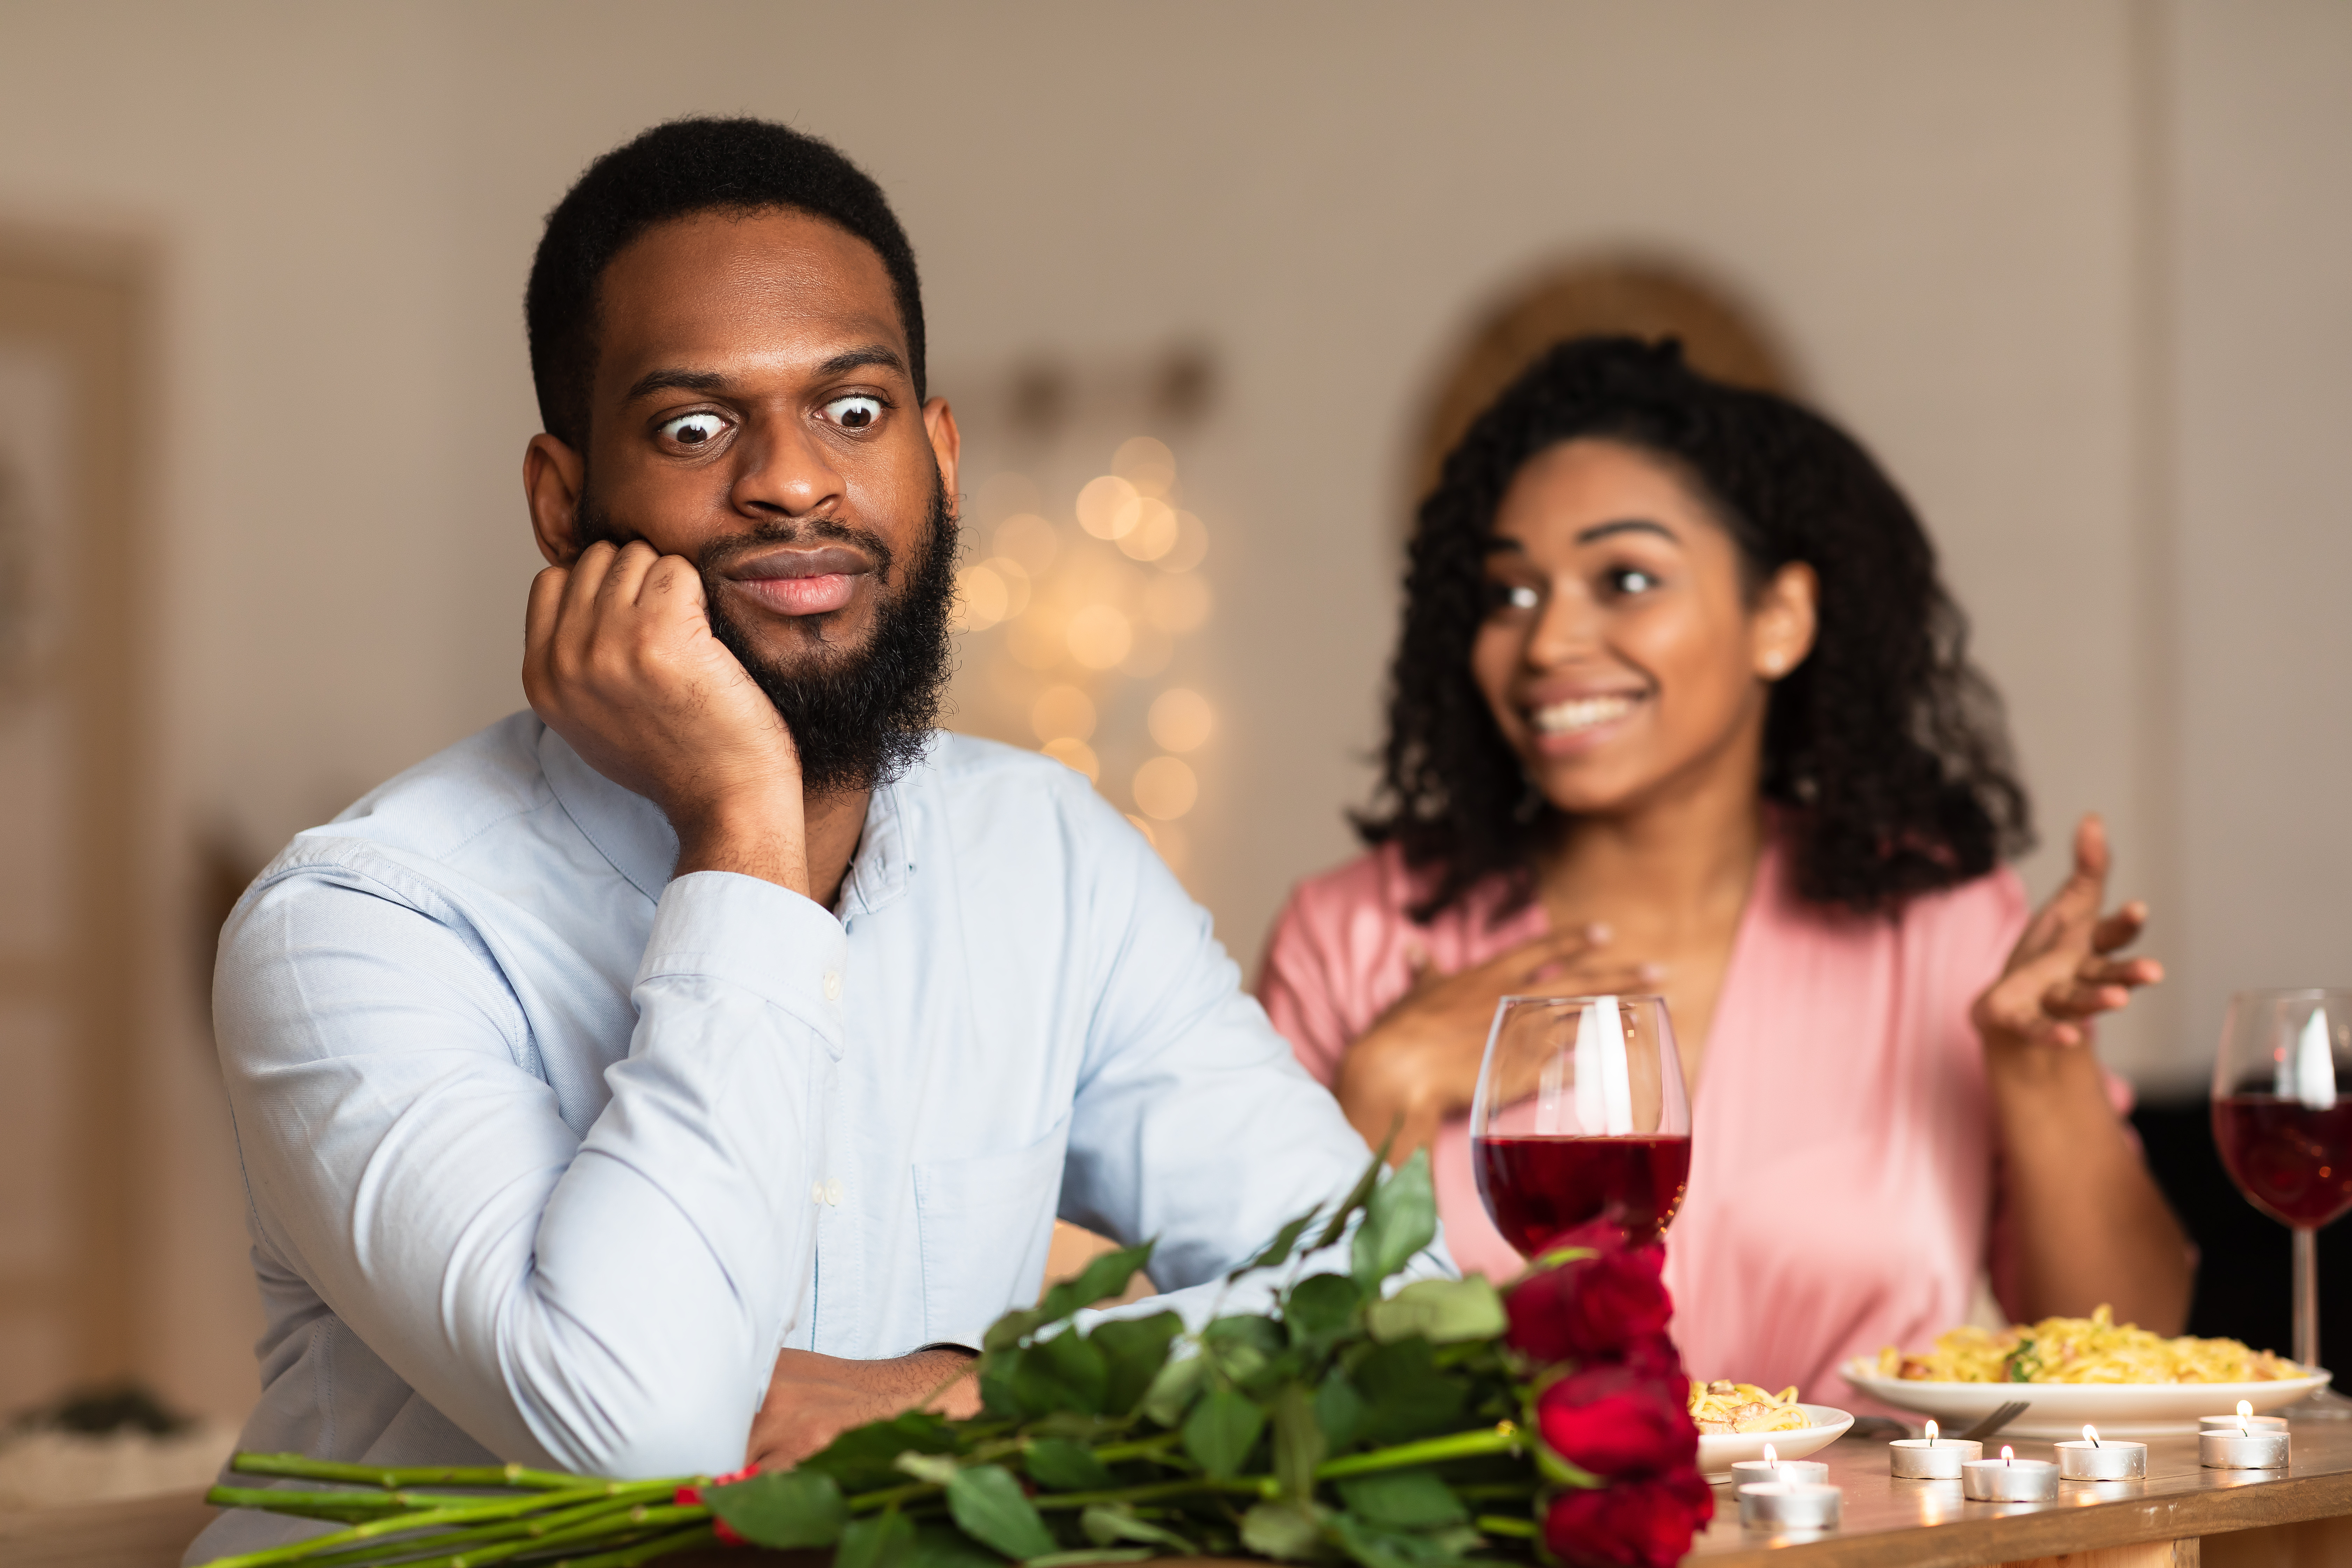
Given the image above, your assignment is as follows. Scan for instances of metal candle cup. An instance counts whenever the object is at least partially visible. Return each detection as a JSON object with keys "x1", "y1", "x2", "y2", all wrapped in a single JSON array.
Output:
[
  {"x1": 1889, "y1": 1436, "x2": 1981, "y2": 1479},
  {"x1": 1736, "y1": 1482, "x2": 1842, "y2": 1530},
  {"x1": 1961, "y1": 1451, "x2": 2060, "y2": 1502},
  {"x1": 2054, "y1": 1440, "x2": 2145, "y2": 1480},
  {"x1": 2200, "y1": 1428, "x2": 2290, "y2": 1469},
  {"x1": 1729, "y1": 1457, "x2": 1828, "y2": 1489},
  {"x1": 2199, "y1": 1414, "x2": 2288, "y2": 1433}
]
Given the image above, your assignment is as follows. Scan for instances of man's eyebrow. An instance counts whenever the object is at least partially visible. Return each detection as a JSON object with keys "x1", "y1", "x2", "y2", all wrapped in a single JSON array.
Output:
[
  {"x1": 622, "y1": 367, "x2": 733, "y2": 403},
  {"x1": 816, "y1": 344, "x2": 908, "y2": 379},
  {"x1": 1575, "y1": 518, "x2": 1679, "y2": 545},
  {"x1": 620, "y1": 345, "x2": 908, "y2": 406}
]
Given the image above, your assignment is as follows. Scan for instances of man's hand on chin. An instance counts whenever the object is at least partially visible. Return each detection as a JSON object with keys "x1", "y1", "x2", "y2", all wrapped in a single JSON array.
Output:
[
  {"x1": 523, "y1": 538, "x2": 811, "y2": 895},
  {"x1": 747, "y1": 1348, "x2": 982, "y2": 1471}
]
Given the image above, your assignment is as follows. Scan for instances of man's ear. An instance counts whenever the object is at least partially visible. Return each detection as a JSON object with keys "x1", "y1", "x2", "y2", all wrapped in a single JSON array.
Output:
[
  {"x1": 524, "y1": 433, "x2": 588, "y2": 567},
  {"x1": 922, "y1": 397, "x2": 962, "y2": 515}
]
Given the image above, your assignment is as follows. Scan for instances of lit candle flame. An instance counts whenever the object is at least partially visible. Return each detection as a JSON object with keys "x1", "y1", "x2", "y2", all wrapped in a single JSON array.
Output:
[
  {"x1": 1763, "y1": 1443, "x2": 1779, "y2": 1469},
  {"x1": 1925, "y1": 1419, "x2": 1939, "y2": 1444},
  {"x1": 2239, "y1": 1399, "x2": 2254, "y2": 1435},
  {"x1": 2084, "y1": 1424, "x2": 2100, "y2": 1448},
  {"x1": 2001, "y1": 1445, "x2": 2015, "y2": 1465}
]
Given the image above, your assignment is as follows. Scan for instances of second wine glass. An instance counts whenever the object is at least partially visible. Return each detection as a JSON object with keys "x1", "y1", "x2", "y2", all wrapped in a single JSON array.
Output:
[{"x1": 1469, "y1": 993, "x2": 1693, "y2": 1255}]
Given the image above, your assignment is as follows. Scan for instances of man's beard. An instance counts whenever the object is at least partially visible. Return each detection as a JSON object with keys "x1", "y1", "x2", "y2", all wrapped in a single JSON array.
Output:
[{"x1": 577, "y1": 477, "x2": 959, "y2": 796}]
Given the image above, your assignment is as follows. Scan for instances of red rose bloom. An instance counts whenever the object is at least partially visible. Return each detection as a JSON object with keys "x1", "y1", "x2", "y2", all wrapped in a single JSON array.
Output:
[
  {"x1": 1506, "y1": 1242, "x2": 1672, "y2": 1365},
  {"x1": 1542, "y1": 1468, "x2": 1715, "y2": 1568},
  {"x1": 1536, "y1": 1363, "x2": 1698, "y2": 1477}
]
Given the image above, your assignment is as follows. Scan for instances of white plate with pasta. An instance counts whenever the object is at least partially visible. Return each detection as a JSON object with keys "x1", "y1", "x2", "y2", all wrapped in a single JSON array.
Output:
[
  {"x1": 1690, "y1": 1382, "x2": 1853, "y2": 1482},
  {"x1": 1846, "y1": 1306, "x2": 2329, "y2": 1436}
]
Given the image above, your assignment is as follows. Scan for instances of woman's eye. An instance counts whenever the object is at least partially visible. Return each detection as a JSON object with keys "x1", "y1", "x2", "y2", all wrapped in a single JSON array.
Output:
[
  {"x1": 1487, "y1": 582, "x2": 1542, "y2": 614},
  {"x1": 823, "y1": 394, "x2": 884, "y2": 430},
  {"x1": 658, "y1": 412, "x2": 728, "y2": 447},
  {"x1": 1608, "y1": 567, "x2": 1661, "y2": 596}
]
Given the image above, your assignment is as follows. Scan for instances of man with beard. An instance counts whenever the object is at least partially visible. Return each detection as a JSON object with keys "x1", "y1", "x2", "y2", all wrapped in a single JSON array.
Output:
[{"x1": 195, "y1": 119, "x2": 1419, "y2": 1558}]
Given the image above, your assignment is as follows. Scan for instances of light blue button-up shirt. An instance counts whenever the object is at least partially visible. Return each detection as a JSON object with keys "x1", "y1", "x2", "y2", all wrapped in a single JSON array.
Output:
[{"x1": 203, "y1": 713, "x2": 1418, "y2": 1544}]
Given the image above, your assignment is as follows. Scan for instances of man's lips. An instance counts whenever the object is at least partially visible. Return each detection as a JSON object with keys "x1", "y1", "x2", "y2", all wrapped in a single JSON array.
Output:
[{"x1": 725, "y1": 545, "x2": 875, "y2": 617}]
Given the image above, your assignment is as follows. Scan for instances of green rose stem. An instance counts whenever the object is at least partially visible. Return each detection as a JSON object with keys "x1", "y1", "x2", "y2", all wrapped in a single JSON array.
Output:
[
  {"x1": 231, "y1": 1457, "x2": 587, "y2": 1492},
  {"x1": 1475, "y1": 1516, "x2": 1539, "y2": 1540},
  {"x1": 199, "y1": 1482, "x2": 677, "y2": 1568},
  {"x1": 1310, "y1": 1421, "x2": 1522, "y2": 1482}
]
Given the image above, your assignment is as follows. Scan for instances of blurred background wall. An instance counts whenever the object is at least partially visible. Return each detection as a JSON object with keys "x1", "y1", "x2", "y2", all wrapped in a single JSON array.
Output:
[{"x1": 0, "y1": 0, "x2": 2342, "y2": 1429}]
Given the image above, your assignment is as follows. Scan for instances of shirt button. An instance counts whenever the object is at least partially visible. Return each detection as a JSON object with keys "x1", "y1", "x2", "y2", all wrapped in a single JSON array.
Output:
[
  {"x1": 822, "y1": 971, "x2": 842, "y2": 1001},
  {"x1": 824, "y1": 1178, "x2": 845, "y2": 1206},
  {"x1": 810, "y1": 1181, "x2": 826, "y2": 1205}
]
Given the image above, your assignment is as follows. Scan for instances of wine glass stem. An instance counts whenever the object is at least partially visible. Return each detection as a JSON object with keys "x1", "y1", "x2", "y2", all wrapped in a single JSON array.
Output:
[{"x1": 2295, "y1": 1226, "x2": 2321, "y2": 1371}]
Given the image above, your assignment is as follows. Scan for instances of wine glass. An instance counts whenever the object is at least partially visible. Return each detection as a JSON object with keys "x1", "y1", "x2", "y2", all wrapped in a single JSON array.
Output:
[
  {"x1": 1469, "y1": 994, "x2": 1693, "y2": 1254},
  {"x1": 2212, "y1": 988, "x2": 2352, "y2": 1417}
]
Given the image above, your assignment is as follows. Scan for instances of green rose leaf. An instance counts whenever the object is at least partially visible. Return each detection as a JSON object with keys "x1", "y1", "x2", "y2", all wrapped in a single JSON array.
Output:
[
  {"x1": 1023, "y1": 1437, "x2": 1115, "y2": 1493},
  {"x1": 1314, "y1": 1372, "x2": 1364, "y2": 1450},
  {"x1": 1081, "y1": 1503, "x2": 1197, "y2": 1552},
  {"x1": 1351, "y1": 1150, "x2": 1437, "y2": 1290},
  {"x1": 1230, "y1": 1205, "x2": 1325, "y2": 1282},
  {"x1": 799, "y1": 1410, "x2": 960, "y2": 1493},
  {"x1": 1089, "y1": 1311, "x2": 1183, "y2": 1416},
  {"x1": 945, "y1": 1464, "x2": 1059, "y2": 1561},
  {"x1": 908, "y1": 1522, "x2": 1009, "y2": 1568},
  {"x1": 985, "y1": 1307, "x2": 1051, "y2": 1355},
  {"x1": 1334, "y1": 1472, "x2": 1467, "y2": 1531},
  {"x1": 1182, "y1": 1386, "x2": 1268, "y2": 1480},
  {"x1": 1023, "y1": 1552, "x2": 1155, "y2": 1567},
  {"x1": 1283, "y1": 1272, "x2": 1364, "y2": 1342},
  {"x1": 1239, "y1": 1499, "x2": 1326, "y2": 1561},
  {"x1": 1363, "y1": 1278, "x2": 1507, "y2": 1346},
  {"x1": 836, "y1": 1507, "x2": 918, "y2": 1568},
  {"x1": 1014, "y1": 1331, "x2": 1111, "y2": 1415},
  {"x1": 895, "y1": 1450, "x2": 964, "y2": 1486},
  {"x1": 702, "y1": 1470, "x2": 848, "y2": 1549},
  {"x1": 1036, "y1": 1242, "x2": 1156, "y2": 1327},
  {"x1": 1350, "y1": 1337, "x2": 1466, "y2": 1447},
  {"x1": 1139, "y1": 1350, "x2": 1208, "y2": 1428},
  {"x1": 1325, "y1": 1511, "x2": 1481, "y2": 1568},
  {"x1": 1314, "y1": 1144, "x2": 1393, "y2": 1253}
]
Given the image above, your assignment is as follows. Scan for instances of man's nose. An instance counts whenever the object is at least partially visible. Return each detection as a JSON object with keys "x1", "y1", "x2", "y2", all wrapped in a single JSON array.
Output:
[{"x1": 731, "y1": 415, "x2": 844, "y2": 519}]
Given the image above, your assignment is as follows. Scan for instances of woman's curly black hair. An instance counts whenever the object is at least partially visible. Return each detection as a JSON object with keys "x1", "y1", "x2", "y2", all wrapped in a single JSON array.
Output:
[{"x1": 1359, "y1": 336, "x2": 2032, "y2": 922}]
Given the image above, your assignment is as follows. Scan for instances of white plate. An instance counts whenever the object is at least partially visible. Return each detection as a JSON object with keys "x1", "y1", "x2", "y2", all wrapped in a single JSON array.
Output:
[
  {"x1": 1697, "y1": 1405, "x2": 1854, "y2": 1482},
  {"x1": 1841, "y1": 1360, "x2": 2333, "y2": 1437}
]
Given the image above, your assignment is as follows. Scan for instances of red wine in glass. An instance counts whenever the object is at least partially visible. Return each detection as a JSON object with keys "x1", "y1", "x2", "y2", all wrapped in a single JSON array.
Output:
[
  {"x1": 1469, "y1": 994, "x2": 1693, "y2": 1255},
  {"x1": 2213, "y1": 1095, "x2": 2352, "y2": 1228},
  {"x1": 1474, "y1": 1132, "x2": 1692, "y2": 1251}
]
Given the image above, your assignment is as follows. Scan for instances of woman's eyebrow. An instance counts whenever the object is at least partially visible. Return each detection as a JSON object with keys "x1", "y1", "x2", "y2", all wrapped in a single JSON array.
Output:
[{"x1": 1575, "y1": 518, "x2": 1679, "y2": 545}]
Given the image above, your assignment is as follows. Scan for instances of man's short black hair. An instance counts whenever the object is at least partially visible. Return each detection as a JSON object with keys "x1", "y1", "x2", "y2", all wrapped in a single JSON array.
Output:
[{"x1": 525, "y1": 117, "x2": 926, "y2": 451}]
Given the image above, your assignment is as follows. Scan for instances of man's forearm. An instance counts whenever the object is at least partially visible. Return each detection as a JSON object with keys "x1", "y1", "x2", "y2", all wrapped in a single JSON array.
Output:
[{"x1": 1988, "y1": 1043, "x2": 2193, "y2": 1331}]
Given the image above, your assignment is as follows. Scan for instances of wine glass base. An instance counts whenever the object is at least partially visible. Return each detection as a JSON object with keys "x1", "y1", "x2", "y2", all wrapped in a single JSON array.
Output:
[{"x1": 2280, "y1": 1386, "x2": 2352, "y2": 1421}]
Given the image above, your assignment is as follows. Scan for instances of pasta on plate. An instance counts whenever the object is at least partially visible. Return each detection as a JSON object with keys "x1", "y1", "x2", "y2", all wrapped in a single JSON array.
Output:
[
  {"x1": 1689, "y1": 1379, "x2": 1812, "y2": 1433},
  {"x1": 1874, "y1": 1304, "x2": 2300, "y2": 1384}
]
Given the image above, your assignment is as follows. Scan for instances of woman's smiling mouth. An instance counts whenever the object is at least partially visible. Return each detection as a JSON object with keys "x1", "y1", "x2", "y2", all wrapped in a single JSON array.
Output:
[{"x1": 1528, "y1": 692, "x2": 1643, "y2": 737}]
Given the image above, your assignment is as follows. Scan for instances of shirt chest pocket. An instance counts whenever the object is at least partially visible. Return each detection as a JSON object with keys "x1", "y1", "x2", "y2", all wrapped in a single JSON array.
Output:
[{"x1": 911, "y1": 1114, "x2": 1071, "y2": 1348}]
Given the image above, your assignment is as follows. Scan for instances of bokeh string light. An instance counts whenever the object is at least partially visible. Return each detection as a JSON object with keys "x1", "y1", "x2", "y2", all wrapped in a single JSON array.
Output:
[{"x1": 948, "y1": 436, "x2": 1213, "y2": 877}]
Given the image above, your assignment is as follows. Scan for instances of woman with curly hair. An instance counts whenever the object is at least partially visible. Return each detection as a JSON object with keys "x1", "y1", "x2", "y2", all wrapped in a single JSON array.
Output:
[{"x1": 1259, "y1": 337, "x2": 2191, "y2": 1406}]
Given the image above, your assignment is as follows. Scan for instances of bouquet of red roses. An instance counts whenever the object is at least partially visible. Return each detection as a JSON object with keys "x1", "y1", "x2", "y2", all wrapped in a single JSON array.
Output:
[{"x1": 201, "y1": 1150, "x2": 1709, "y2": 1568}]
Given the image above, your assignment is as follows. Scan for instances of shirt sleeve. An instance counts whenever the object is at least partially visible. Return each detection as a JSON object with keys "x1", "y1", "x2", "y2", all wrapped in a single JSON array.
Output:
[
  {"x1": 1054, "y1": 794, "x2": 1453, "y2": 1310},
  {"x1": 215, "y1": 852, "x2": 845, "y2": 1478}
]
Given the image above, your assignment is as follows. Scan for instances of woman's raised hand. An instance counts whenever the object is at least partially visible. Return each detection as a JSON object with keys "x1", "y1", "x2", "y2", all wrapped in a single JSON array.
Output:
[
  {"x1": 1972, "y1": 814, "x2": 2164, "y2": 1052},
  {"x1": 1335, "y1": 922, "x2": 1661, "y2": 1163}
]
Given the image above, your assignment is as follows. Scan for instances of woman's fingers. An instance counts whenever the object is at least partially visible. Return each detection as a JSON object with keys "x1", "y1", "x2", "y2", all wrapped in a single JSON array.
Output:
[{"x1": 2090, "y1": 902, "x2": 2147, "y2": 954}]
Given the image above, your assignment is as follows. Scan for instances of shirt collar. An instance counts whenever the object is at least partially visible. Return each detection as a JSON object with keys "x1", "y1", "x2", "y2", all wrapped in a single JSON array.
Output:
[{"x1": 537, "y1": 722, "x2": 922, "y2": 917}]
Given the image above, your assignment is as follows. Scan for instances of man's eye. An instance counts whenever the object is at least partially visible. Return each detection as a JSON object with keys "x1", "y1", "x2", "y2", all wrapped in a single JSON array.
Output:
[
  {"x1": 823, "y1": 395, "x2": 884, "y2": 430},
  {"x1": 659, "y1": 412, "x2": 728, "y2": 447},
  {"x1": 1487, "y1": 582, "x2": 1541, "y2": 614}
]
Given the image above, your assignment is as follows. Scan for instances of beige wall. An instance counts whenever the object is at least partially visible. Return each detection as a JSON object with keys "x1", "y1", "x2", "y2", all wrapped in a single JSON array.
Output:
[{"x1": 0, "y1": 0, "x2": 2341, "y2": 1417}]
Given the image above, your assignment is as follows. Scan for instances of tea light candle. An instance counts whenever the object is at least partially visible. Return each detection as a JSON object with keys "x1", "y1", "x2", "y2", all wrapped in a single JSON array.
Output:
[
  {"x1": 2054, "y1": 1424, "x2": 2145, "y2": 1481},
  {"x1": 2200, "y1": 1402, "x2": 2290, "y2": 1470},
  {"x1": 1729, "y1": 1443, "x2": 1829, "y2": 1490},
  {"x1": 2200, "y1": 1400, "x2": 2288, "y2": 1434},
  {"x1": 1736, "y1": 1481, "x2": 1842, "y2": 1530},
  {"x1": 1889, "y1": 1419, "x2": 1982, "y2": 1479},
  {"x1": 1962, "y1": 1445, "x2": 2060, "y2": 1502}
]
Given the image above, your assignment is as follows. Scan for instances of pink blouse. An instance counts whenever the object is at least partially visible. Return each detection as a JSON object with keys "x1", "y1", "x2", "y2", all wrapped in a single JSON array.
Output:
[{"x1": 1259, "y1": 834, "x2": 2073, "y2": 1411}]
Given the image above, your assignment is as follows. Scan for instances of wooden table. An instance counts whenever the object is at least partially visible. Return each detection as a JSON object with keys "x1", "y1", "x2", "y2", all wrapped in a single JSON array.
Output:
[{"x1": 14, "y1": 1424, "x2": 2352, "y2": 1568}]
